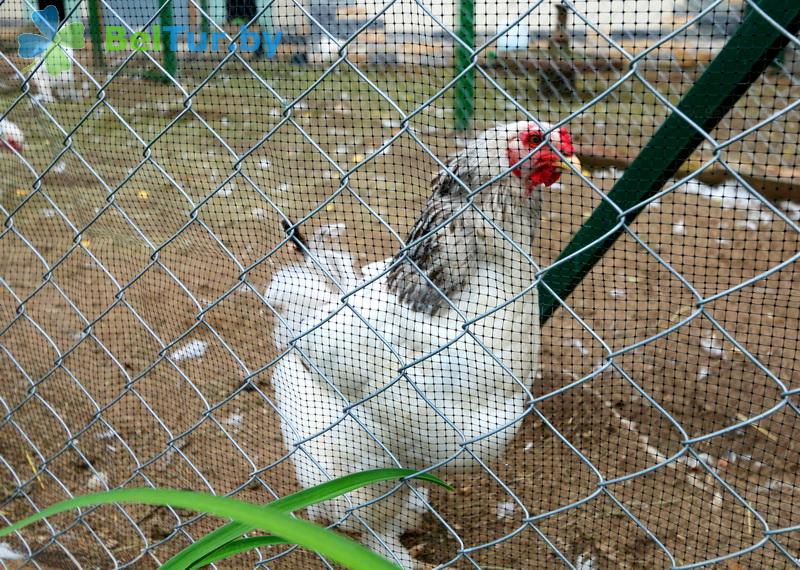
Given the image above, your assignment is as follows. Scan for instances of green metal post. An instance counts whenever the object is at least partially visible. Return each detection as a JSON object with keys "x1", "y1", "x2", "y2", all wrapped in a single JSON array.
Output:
[
  {"x1": 539, "y1": 0, "x2": 800, "y2": 324},
  {"x1": 454, "y1": 0, "x2": 475, "y2": 131},
  {"x1": 200, "y1": 0, "x2": 210, "y2": 35},
  {"x1": 159, "y1": 0, "x2": 178, "y2": 79},
  {"x1": 86, "y1": 0, "x2": 105, "y2": 69},
  {"x1": 744, "y1": 3, "x2": 786, "y2": 68}
]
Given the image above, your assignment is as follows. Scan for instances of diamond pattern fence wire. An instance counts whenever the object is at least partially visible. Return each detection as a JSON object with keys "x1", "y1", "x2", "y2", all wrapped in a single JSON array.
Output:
[{"x1": 0, "y1": 0, "x2": 799, "y2": 568}]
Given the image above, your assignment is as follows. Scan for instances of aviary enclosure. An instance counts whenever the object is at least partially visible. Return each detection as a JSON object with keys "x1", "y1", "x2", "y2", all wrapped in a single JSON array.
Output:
[{"x1": 0, "y1": 0, "x2": 799, "y2": 567}]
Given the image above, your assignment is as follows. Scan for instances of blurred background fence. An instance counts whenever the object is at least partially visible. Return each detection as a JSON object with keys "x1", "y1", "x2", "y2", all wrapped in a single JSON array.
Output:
[{"x1": 1, "y1": 0, "x2": 799, "y2": 568}]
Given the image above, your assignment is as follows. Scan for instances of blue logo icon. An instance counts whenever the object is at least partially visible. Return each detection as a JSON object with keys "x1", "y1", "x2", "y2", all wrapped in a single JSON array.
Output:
[{"x1": 18, "y1": 5, "x2": 84, "y2": 75}]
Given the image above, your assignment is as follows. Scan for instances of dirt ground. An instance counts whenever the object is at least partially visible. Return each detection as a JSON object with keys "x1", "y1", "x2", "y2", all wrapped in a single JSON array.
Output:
[{"x1": 1, "y1": 58, "x2": 799, "y2": 569}]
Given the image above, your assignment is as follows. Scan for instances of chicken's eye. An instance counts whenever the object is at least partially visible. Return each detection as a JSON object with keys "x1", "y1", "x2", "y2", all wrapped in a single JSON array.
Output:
[{"x1": 521, "y1": 131, "x2": 543, "y2": 147}]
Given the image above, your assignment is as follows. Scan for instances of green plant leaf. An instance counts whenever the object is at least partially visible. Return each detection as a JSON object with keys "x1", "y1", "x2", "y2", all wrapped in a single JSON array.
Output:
[
  {"x1": 0, "y1": 488, "x2": 398, "y2": 570},
  {"x1": 162, "y1": 468, "x2": 451, "y2": 570},
  {"x1": 271, "y1": 468, "x2": 452, "y2": 511},
  {"x1": 187, "y1": 536, "x2": 288, "y2": 569}
]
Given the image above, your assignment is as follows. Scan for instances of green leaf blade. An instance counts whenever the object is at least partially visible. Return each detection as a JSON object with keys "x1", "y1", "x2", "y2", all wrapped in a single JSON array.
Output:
[
  {"x1": 161, "y1": 468, "x2": 450, "y2": 570},
  {"x1": 0, "y1": 488, "x2": 399, "y2": 570},
  {"x1": 187, "y1": 536, "x2": 288, "y2": 570}
]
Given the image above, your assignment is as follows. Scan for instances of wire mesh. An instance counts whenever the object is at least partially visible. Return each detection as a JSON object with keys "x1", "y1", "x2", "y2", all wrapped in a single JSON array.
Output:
[{"x1": 0, "y1": 0, "x2": 798, "y2": 568}]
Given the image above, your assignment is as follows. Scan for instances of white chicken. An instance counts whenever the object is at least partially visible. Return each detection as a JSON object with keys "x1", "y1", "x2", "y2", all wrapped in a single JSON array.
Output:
[
  {"x1": 265, "y1": 121, "x2": 579, "y2": 567},
  {"x1": 0, "y1": 119, "x2": 24, "y2": 153}
]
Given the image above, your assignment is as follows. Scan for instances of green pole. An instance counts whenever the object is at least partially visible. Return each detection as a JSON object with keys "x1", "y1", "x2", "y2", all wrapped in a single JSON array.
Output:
[
  {"x1": 200, "y1": 0, "x2": 210, "y2": 35},
  {"x1": 159, "y1": 0, "x2": 177, "y2": 79},
  {"x1": 743, "y1": 3, "x2": 786, "y2": 68},
  {"x1": 86, "y1": 0, "x2": 105, "y2": 68},
  {"x1": 539, "y1": 0, "x2": 800, "y2": 324},
  {"x1": 454, "y1": 0, "x2": 475, "y2": 131}
]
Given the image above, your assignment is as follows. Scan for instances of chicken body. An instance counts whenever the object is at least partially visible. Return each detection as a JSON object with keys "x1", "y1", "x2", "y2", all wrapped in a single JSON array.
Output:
[{"x1": 266, "y1": 121, "x2": 576, "y2": 567}]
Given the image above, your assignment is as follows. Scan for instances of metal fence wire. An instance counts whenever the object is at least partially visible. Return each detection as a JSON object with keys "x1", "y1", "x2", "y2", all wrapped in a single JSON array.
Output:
[{"x1": 1, "y1": 0, "x2": 799, "y2": 567}]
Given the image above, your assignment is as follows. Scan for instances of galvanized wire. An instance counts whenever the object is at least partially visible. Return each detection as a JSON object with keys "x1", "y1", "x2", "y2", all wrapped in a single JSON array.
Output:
[{"x1": 0, "y1": 0, "x2": 798, "y2": 568}]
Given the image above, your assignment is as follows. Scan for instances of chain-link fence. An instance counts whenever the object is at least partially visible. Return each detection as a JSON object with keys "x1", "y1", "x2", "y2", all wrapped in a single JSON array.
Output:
[{"x1": 1, "y1": 0, "x2": 799, "y2": 567}]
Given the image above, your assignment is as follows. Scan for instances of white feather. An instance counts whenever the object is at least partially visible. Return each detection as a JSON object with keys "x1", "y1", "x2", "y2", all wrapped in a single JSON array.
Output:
[
  {"x1": 265, "y1": 224, "x2": 360, "y2": 350},
  {"x1": 271, "y1": 351, "x2": 427, "y2": 566},
  {"x1": 0, "y1": 543, "x2": 23, "y2": 561}
]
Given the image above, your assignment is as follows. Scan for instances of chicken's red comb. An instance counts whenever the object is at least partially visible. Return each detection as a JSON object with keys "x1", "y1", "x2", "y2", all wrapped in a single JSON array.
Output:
[{"x1": 556, "y1": 127, "x2": 575, "y2": 156}]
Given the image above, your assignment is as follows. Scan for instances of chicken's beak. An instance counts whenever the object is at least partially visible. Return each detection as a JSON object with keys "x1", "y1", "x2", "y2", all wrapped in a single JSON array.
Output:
[{"x1": 557, "y1": 154, "x2": 582, "y2": 173}]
